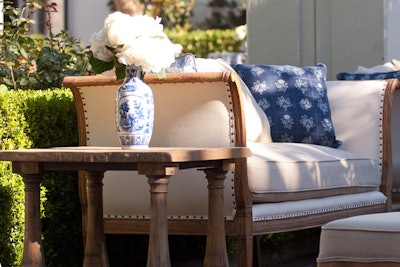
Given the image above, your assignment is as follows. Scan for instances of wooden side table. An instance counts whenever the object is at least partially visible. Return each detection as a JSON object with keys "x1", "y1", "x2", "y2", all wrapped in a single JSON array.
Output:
[{"x1": 0, "y1": 146, "x2": 251, "y2": 267}]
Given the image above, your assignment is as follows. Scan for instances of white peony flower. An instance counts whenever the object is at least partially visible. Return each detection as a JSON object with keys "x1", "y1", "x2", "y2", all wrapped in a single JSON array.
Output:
[
  {"x1": 115, "y1": 33, "x2": 175, "y2": 72},
  {"x1": 89, "y1": 29, "x2": 114, "y2": 62},
  {"x1": 89, "y1": 11, "x2": 177, "y2": 74},
  {"x1": 173, "y1": 43, "x2": 183, "y2": 56}
]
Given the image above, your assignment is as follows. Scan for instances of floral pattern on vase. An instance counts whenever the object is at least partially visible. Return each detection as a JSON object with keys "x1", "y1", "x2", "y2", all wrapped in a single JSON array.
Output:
[{"x1": 116, "y1": 65, "x2": 154, "y2": 148}]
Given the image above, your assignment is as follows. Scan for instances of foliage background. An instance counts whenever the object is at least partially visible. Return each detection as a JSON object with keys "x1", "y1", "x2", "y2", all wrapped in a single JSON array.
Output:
[
  {"x1": 165, "y1": 28, "x2": 245, "y2": 58},
  {"x1": 0, "y1": 89, "x2": 82, "y2": 266},
  {"x1": 0, "y1": 1, "x2": 90, "y2": 91}
]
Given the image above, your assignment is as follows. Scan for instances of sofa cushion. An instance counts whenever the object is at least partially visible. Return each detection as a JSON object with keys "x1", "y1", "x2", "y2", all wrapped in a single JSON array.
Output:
[
  {"x1": 247, "y1": 142, "x2": 380, "y2": 203},
  {"x1": 233, "y1": 63, "x2": 341, "y2": 148},
  {"x1": 355, "y1": 61, "x2": 397, "y2": 73}
]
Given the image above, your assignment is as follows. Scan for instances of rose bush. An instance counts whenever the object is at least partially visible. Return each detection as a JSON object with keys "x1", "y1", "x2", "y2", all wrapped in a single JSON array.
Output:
[{"x1": 0, "y1": 1, "x2": 90, "y2": 91}]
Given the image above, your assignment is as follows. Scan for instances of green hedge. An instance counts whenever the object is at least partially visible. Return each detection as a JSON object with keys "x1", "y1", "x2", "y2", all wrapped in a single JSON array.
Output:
[
  {"x1": 0, "y1": 89, "x2": 82, "y2": 267},
  {"x1": 165, "y1": 28, "x2": 245, "y2": 58}
]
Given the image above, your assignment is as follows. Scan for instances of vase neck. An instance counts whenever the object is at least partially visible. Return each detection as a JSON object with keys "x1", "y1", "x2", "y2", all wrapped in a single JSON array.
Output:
[{"x1": 126, "y1": 65, "x2": 144, "y2": 80}]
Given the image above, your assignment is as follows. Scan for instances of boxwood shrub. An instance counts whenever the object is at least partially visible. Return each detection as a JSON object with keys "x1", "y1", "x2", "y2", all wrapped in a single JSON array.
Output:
[
  {"x1": 0, "y1": 88, "x2": 82, "y2": 267},
  {"x1": 165, "y1": 28, "x2": 245, "y2": 58}
]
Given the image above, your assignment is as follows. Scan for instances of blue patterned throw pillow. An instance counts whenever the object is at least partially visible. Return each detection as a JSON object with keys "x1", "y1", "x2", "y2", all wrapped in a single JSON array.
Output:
[
  {"x1": 336, "y1": 70, "x2": 400, "y2": 80},
  {"x1": 233, "y1": 63, "x2": 341, "y2": 148}
]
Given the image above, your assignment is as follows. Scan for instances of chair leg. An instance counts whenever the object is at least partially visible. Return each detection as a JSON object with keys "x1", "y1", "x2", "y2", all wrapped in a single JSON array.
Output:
[
  {"x1": 253, "y1": 235, "x2": 262, "y2": 267},
  {"x1": 236, "y1": 235, "x2": 254, "y2": 267},
  {"x1": 78, "y1": 171, "x2": 88, "y2": 248}
]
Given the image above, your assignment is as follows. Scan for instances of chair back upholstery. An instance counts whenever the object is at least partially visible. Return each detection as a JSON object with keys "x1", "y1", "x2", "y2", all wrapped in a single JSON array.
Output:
[
  {"x1": 327, "y1": 80, "x2": 386, "y2": 162},
  {"x1": 327, "y1": 79, "x2": 400, "y2": 200},
  {"x1": 65, "y1": 72, "x2": 244, "y2": 220}
]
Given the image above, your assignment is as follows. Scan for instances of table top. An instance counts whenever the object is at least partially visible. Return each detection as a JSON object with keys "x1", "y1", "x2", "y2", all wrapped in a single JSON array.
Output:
[{"x1": 0, "y1": 146, "x2": 251, "y2": 163}]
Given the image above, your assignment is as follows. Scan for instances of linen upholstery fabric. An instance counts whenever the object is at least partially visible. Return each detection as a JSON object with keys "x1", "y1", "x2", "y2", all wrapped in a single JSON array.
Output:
[
  {"x1": 392, "y1": 58, "x2": 400, "y2": 69},
  {"x1": 247, "y1": 142, "x2": 380, "y2": 203},
  {"x1": 252, "y1": 191, "x2": 386, "y2": 222},
  {"x1": 195, "y1": 58, "x2": 272, "y2": 143},
  {"x1": 317, "y1": 212, "x2": 400, "y2": 265},
  {"x1": 233, "y1": 63, "x2": 341, "y2": 148},
  {"x1": 355, "y1": 62, "x2": 397, "y2": 73},
  {"x1": 325, "y1": 80, "x2": 385, "y2": 161},
  {"x1": 208, "y1": 52, "x2": 246, "y2": 64}
]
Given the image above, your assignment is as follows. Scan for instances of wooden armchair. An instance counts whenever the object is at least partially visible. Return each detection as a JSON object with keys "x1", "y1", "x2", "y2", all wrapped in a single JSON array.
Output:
[{"x1": 63, "y1": 64, "x2": 398, "y2": 266}]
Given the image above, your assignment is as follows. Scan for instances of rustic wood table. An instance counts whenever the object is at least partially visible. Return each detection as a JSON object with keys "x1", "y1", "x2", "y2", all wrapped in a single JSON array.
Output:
[{"x1": 0, "y1": 146, "x2": 251, "y2": 267}]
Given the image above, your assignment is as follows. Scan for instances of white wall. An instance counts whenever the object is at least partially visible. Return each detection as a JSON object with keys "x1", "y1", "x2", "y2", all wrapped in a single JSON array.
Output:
[
  {"x1": 247, "y1": 0, "x2": 400, "y2": 79},
  {"x1": 247, "y1": 0, "x2": 309, "y2": 66},
  {"x1": 67, "y1": 0, "x2": 110, "y2": 46},
  {"x1": 385, "y1": 0, "x2": 400, "y2": 62},
  {"x1": 316, "y1": 0, "x2": 384, "y2": 78}
]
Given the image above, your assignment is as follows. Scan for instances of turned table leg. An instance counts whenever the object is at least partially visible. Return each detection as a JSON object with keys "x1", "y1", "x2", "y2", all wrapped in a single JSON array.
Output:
[
  {"x1": 138, "y1": 163, "x2": 178, "y2": 267},
  {"x1": 83, "y1": 171, "x2": 109, "y2": 267},
  {"x1": 21, "y1": 174, "x2": 46, "y2": 267},
  {"x1": 146, "y1": 176, "x2": 171, "y2": 267},
  {"x1": 203, "y1": 166, "x2": 230, "y2": 267}
]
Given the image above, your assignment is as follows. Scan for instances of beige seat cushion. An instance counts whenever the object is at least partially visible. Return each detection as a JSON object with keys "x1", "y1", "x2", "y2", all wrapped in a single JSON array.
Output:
[
  {"x1": 247, "y1": 142, "x2": 381, "y2": 203},
  {"x1": 317, "y1": 212, "x2": 400, "y2": 266}
]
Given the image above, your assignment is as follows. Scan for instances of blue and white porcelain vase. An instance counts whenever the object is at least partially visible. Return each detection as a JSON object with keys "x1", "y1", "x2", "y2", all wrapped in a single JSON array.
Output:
[{"x1": 116, "y1": 65, "x2": 154, "y2": 148}]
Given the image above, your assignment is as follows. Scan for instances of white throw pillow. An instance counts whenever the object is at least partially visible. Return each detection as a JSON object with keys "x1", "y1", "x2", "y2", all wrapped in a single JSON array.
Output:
[
  {"x1": 392, "y1": 58, "x2": 400, "y2": 70},
  {"x1": 355, "y1": 61, "x2": 397, "y2": 73}
]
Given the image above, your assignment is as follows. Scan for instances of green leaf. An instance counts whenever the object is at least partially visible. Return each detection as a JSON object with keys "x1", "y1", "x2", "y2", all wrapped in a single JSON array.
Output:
[
  {"x1": 89, "y1": 55, "x2": 114, "y2": 74},
  {"x1": 115, "y1": 63, "x2": 126, "y2": 81},
  {"x1": 157, "y1": 69, "x2": 167, "y2": 79},
  {"x1": 19, "y1": 48, "x2": 28, "y2": 59}
]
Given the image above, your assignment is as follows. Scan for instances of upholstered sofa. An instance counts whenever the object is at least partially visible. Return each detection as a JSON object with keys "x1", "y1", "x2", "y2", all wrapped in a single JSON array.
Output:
[{"x1": 63, "y1": 58, "x2": 399, "y2": 266}]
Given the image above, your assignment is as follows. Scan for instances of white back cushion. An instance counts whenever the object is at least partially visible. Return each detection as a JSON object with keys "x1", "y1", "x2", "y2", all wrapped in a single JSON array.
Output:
[{"x1": 326, "y1": 80, "x2": 386, "y2": 162}]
